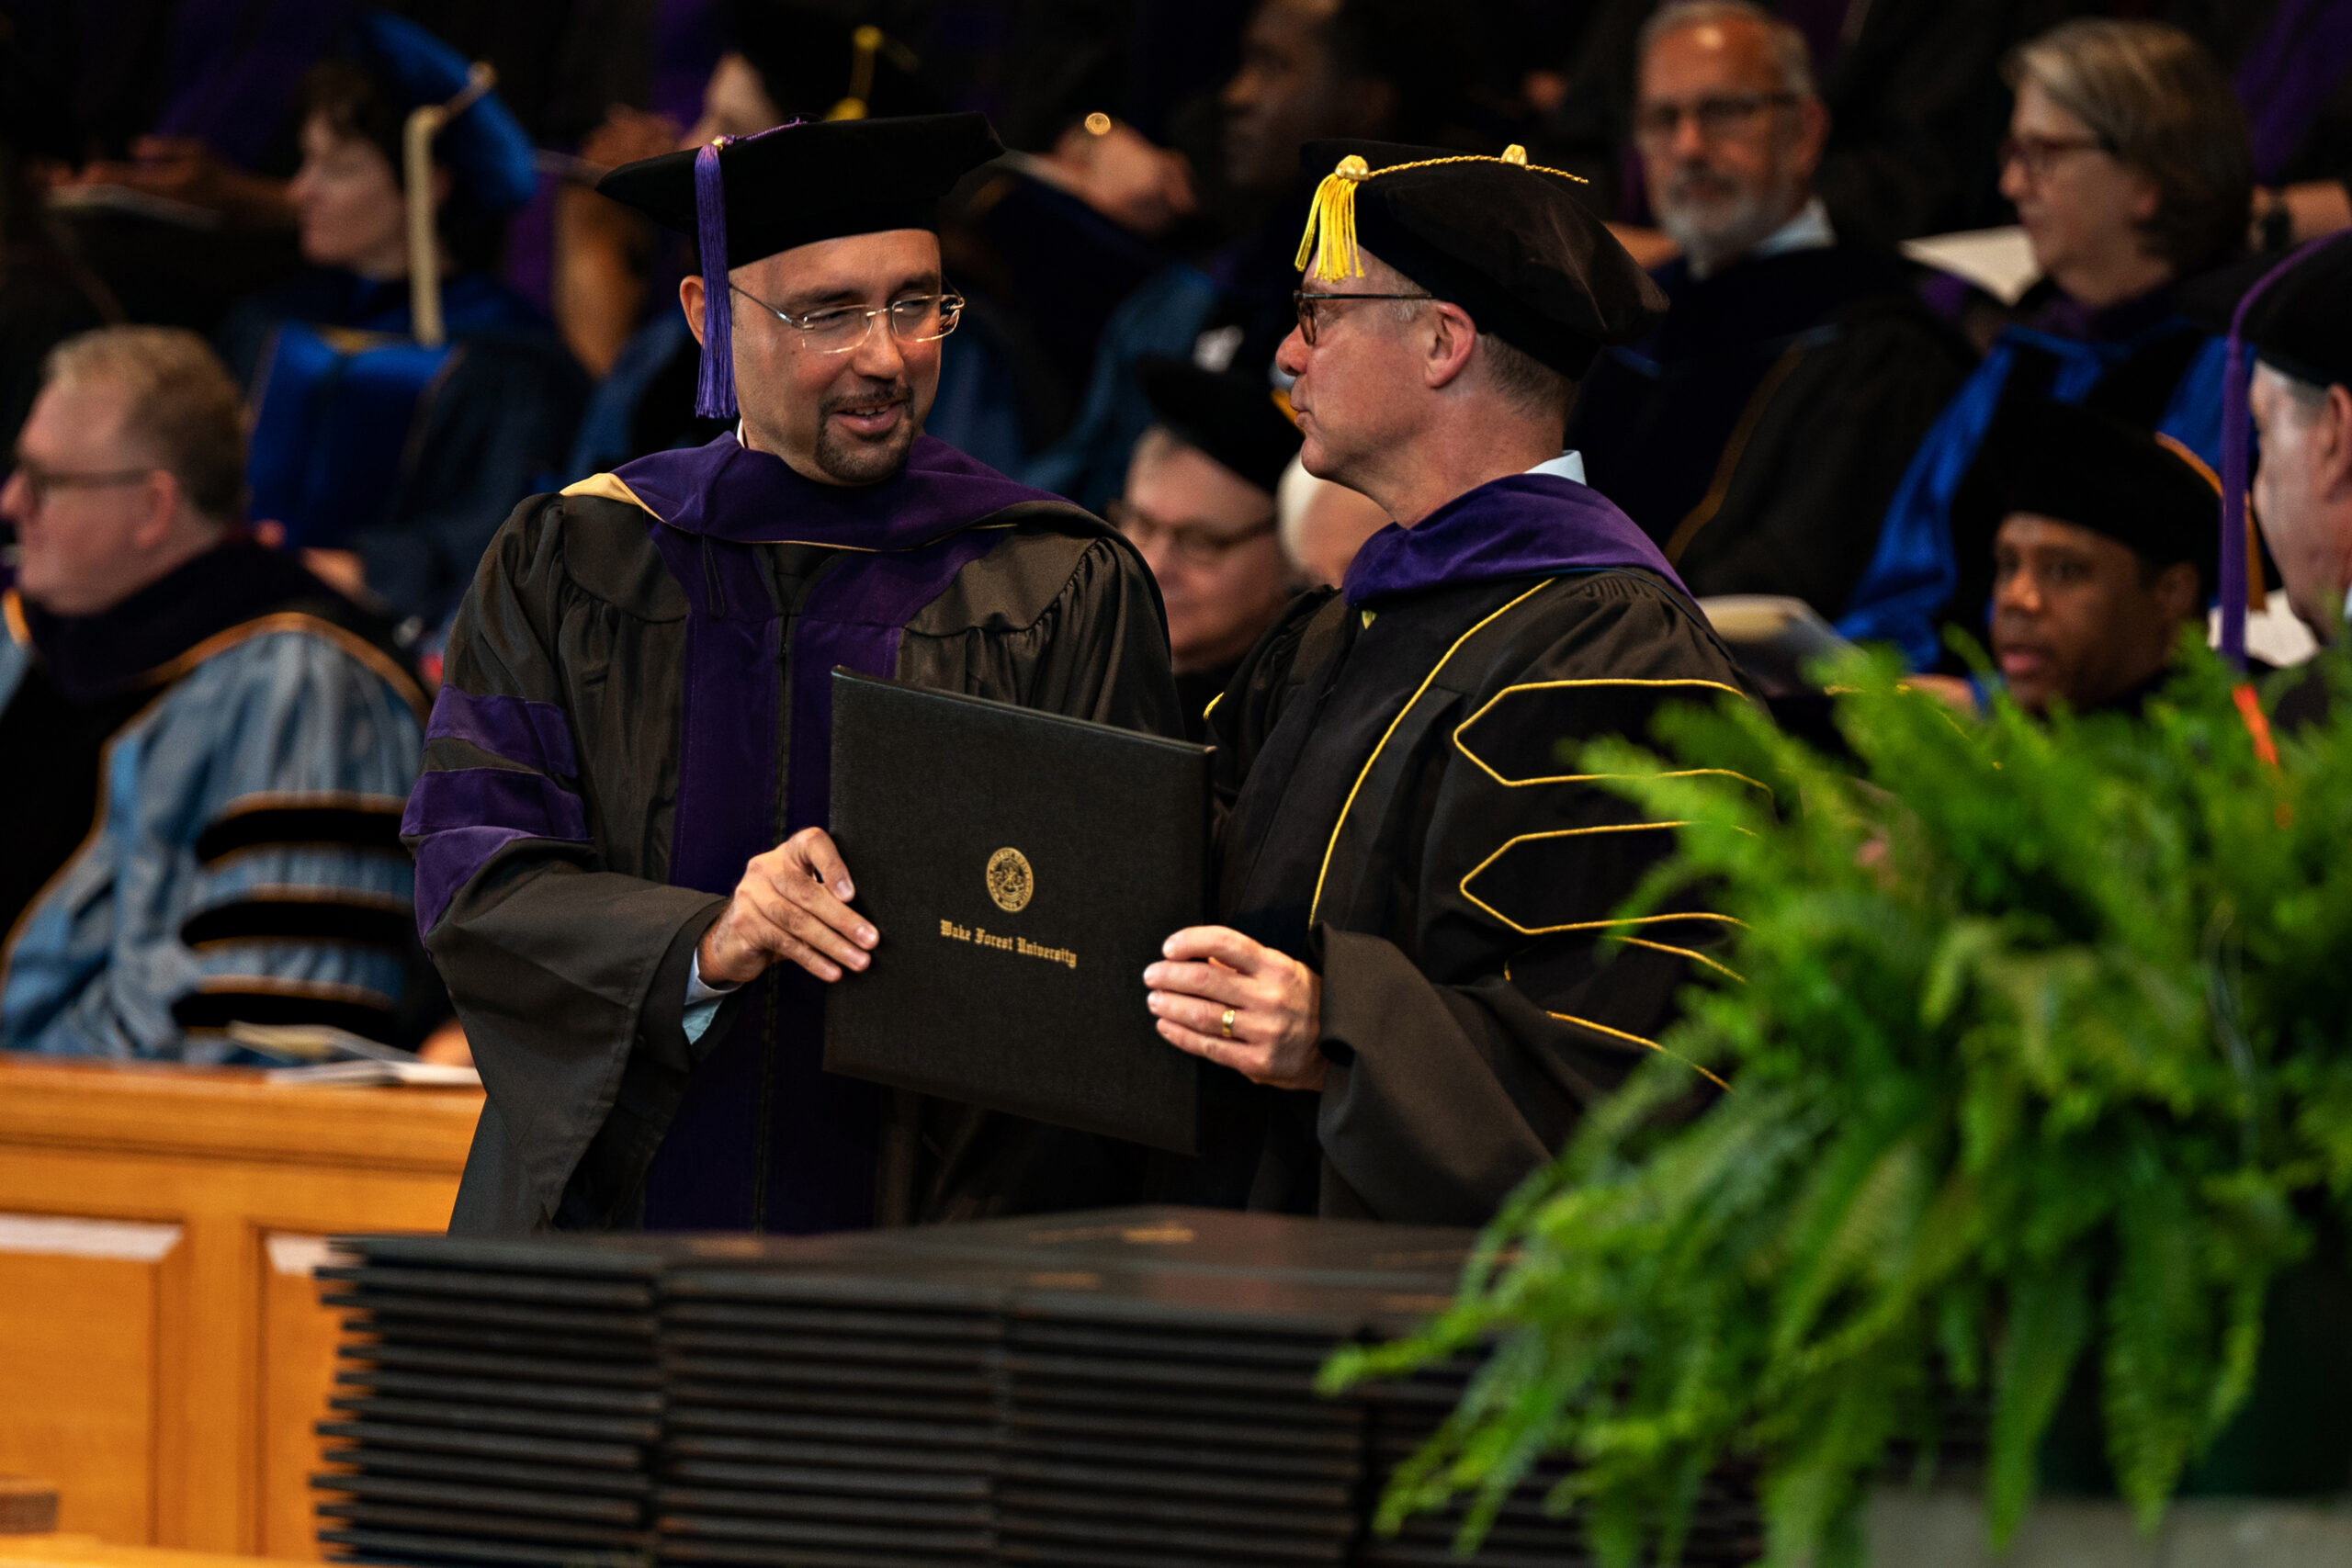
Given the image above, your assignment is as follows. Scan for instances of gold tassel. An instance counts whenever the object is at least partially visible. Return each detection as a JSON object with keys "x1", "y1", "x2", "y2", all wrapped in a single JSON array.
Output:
[
  {"x1": 1291, "y1": 146, "x2": 1585, "y2": 282},
  {"x1": 827, "y1": 26, "x2": 884, "y2": 119},
  {"x1": 404, "y1": 62, "x2": 496, "y2": 349},
  {"x1": 1295, "y1": 154, "x2": 1371, "y2": 281}
]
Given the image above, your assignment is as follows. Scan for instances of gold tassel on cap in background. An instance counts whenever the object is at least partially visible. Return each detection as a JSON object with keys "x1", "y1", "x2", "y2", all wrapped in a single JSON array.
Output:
[
  {"x1": 829, "y1": 26, "x2": 922, "y2": 120},
  {"x1": 405, "y1": 61, "x2": 496, "y2": 348},
  {"x1": 1293, "y1": 142, "x2": 1584, "y2": 283}
]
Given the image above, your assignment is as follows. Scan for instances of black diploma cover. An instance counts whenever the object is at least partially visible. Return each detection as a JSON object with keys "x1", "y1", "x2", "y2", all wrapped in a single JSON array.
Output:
[{"x1": 823, "y1": 672, "x2": 1209, "y2": 1154}]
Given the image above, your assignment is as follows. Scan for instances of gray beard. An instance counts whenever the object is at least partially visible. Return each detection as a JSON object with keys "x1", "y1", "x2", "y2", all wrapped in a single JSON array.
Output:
[{"x1": 1657, "y1": 185, "x2": 1797, "y2": 277}]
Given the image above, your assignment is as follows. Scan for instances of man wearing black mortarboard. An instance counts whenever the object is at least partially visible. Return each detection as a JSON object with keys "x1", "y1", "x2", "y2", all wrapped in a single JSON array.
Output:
[
  {"x1": 2208, "y1": 232, "x2": 2352, "y2": 730},
  {"x1": 1971, "y1": 399, "x2": 2220, "y2": 717},
  {"x1": 404, "y1": 114, "x2": 1182, "y2": 1235},
  {"x1": 1118, "y1": 355, "x2": 1305, "y2": 739},
  {"x1": 1138, "y1": 142, "x2": 1750, "y2": 1224}
]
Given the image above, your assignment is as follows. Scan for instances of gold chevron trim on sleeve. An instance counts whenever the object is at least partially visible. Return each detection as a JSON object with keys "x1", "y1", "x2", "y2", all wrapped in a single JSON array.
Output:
[
  {"x1": 1451, "y1": 678, "x2": 1758, "y2": 790},
  {"x1": 1460, "y1": 821, "x2": 1745, "y2": 937},
  {"x1": 1309, "y1": 580, "x2": 1556, "y2": 923},
  {"x1": 1542, "y1": 1009, "x2": 1732, "y2": 1091}
]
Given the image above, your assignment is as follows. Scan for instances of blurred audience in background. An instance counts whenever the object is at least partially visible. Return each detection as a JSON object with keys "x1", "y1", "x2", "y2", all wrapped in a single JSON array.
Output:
[
  {"x1": 1972, "y1": 398, "x2": 2219, "y2": 716},
  {"x1": 216, "y1": 15, "x2": 583, "y2": 645},
  {"x1": 1276, "y1": 454, "x2": 1389, "y2": 590},
  {"x1": 0, "y1": 327, "x2": 427, "y2": 1057},
  {"x1": 1025, "y1": 0, "x2": 1437, "y2": 511},
  {"x1": 1838, "y1": 18, "x2": 2253, "y2": 671},
  {"x1": 1566, "y1": 1, "x2": 1973, "y2": 620},
  {"x1": 1115, "y1": 355, "x2": 1301, "y2": 737}
]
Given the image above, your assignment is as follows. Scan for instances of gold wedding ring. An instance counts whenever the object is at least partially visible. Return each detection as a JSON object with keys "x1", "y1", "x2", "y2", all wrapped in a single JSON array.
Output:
[{"x1": 1220, "y1": 1008, "x2": 1237, "y2": 1040}]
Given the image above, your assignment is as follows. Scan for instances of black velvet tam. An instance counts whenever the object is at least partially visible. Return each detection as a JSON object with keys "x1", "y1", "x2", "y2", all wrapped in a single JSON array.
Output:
[
  {"x1": 597, "y1": 112, "x2": 1002, "y2": 267},
  {"x1": 1976, "y1": 397, "x2": 2220, "y2": 589},
  {"x1": 2245, "y1": 236, "x2": 2352, "y2": 392},
  {"x1": 2179, "y1": 235, "x2": 2352, "y2": 392},
  {"x1": 1298, "y1": 139, "x2": 1666, "y2": 379},
  {"x1": 1136, "y1": 355, "x2": 1302, "y2": 495}
]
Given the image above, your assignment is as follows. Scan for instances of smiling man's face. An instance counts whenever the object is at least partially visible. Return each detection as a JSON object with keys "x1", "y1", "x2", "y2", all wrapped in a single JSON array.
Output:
[{"x1": 687, "y1": 228, "x2": 946, "y2": 485}]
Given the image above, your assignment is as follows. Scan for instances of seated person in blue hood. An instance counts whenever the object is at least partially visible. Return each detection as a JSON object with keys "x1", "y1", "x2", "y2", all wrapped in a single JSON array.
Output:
[{"x1": 218, "y1": 13, "x2": 583, "y2": 643}]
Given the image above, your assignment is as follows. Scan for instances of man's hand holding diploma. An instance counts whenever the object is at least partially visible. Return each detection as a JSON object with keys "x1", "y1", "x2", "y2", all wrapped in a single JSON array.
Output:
[
  {"x1": 698, "y1": 827, "x2": 877, "y2": 985},
  {"x1": 1145, "y1": 927, "x2": 1326, "y2": 1091}
]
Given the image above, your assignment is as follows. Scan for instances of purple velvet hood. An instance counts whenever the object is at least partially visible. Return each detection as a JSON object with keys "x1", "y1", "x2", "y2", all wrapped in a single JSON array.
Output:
[
  {"x1": 1341, "y1": 471, "x2": 1688, "y2": 606},
  {"x1": 612, "y1": 428, "x2": 1061, "y2": 545}
]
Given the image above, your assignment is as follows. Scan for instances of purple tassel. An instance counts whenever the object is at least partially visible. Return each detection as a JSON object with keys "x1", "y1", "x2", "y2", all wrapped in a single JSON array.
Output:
[
  {"x1": 2218, "y1": 232, "x2": 2348, "y2": 668},
  {"x1": 694, "y1": 139, "x2": 736, "y2": 419}
]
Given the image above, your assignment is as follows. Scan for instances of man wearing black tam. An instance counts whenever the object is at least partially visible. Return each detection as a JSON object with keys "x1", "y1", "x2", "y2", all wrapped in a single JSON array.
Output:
[
  {"x1": 404, "y1": 113, "x2": 1181, "y2": 1235},
  {"x1": 1973, "y1": 399, "x2": 2219, "y2": 716},
  {"x1": 2242, "y1": 237, "x2": 2352, "y2": 652},
  {"x1": 1141, "y1": 141, "x2": 1751, "y2": 1224}
]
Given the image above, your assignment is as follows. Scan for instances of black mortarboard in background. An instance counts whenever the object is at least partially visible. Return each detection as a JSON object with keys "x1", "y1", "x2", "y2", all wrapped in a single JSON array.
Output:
[
  {"x1": 731, "y1": 1, "x2": 936, "y2": 123},
  {"x1": 2180, "y1": 234, "x2": 2352, "y2": 393},
  {"x1": 1136, "y1": 355, "x2": 1301, "y2": 495},
  {"x1": 1294, "y1": 140, "x2": 1665, "y2": 378},
  {"x1": 2172, "y1": 232, "x2": 2352, "y2": 661},
  {"x1": 2238, "y1": 236, "x2": 2352, "y2": 392},
  {"x1": 597, "y1": 113, "x2": 1004, "y2": 416},
  {"x1": 1974, "y1": 398, "x2": 2222, "y2": 595}
]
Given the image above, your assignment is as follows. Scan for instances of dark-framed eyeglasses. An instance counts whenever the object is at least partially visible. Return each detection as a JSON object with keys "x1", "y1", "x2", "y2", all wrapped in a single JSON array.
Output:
[
  {"x1": 1997, "y1": 133, "x2": 2109, "y2": 183},
  {"x1": 1291, "y1": 289, "x2": 1436, "y2": 346},
  {"x1": 8, "y1": 460, "x2": 162, "y2": 513},
  {"x1": 1106, "y1": 497, "x2": 1278, "y2": 566},
  {"x1": 729, "y1": 287, "x2": 966, "y2": 355},
  {"x1": 1632, "y1": 91, "x2": 1799, "y2": 144}
]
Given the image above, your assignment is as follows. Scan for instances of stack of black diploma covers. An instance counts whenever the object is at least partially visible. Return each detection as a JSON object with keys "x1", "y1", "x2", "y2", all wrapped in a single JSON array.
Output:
[{"x1": 313, "y1": 1209, "x2": 1763, "y2": 1568}]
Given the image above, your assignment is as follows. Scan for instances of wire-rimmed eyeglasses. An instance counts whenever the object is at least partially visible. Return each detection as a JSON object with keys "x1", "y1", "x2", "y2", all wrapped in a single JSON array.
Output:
[{"x1": 729, "y1": 287, "x2": 966, "y2": 354}]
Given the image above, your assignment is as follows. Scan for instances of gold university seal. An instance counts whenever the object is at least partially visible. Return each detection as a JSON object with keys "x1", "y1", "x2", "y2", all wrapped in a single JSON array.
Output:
[{"x1": 986, "y1": 847, "x2": 1034, "y2": 912}]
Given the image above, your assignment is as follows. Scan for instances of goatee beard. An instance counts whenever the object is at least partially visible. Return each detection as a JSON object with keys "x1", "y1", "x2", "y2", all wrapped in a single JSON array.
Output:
[{"x1": 813, "y1": 382, "x2": 918, "y2": 484}]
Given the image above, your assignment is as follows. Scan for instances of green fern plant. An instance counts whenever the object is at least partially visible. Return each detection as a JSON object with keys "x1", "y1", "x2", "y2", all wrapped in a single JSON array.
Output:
[{"x1": 1326, "y1": 643, "x2": 2352, "y2": 1566}]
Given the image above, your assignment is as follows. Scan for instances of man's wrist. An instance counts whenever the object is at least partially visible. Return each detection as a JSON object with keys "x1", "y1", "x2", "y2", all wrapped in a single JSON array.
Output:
[{"x1": 685, "y1": 946, "x2": 742, "y2": 1006}]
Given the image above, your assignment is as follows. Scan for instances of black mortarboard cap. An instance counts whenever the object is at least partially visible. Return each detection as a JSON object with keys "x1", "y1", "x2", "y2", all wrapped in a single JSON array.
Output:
[
  {"x1": 2238, "y1": 237, "x2": 2352, "y2": 392},
  {"x1": 2179, "y1": 235, "x2": 2352, "y2": 393},
  {"x1": 1136, "y1": 356, "x2": 1302, "y2": 495},
  {"x1": 2174, "y1": 231, "x2": 2352, "y2": 662},
  {"x1": 1974, "y1": 397, "x2": 2221, "y2": 594},
  {"x1": 1294, "y1": 140, "x2": 1665, "y2": 378},
  {"x1": 732, "y1": 2, "x2": 936, "y2": 122},
  {"x1": 597, "y1": 113, "x2": 1003, "y2": 416}
]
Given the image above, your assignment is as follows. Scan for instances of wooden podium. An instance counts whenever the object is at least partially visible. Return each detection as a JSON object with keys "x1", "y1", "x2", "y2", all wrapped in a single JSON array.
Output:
[{"x1": 0, "y1": 1056, "x2": 480, "y2": 1559}]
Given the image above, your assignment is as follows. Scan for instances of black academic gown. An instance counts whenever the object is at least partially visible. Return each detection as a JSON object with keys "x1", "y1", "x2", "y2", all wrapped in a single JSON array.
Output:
[
  {"x1": 1193, "y1": 478, "x2": 1751, "y2": 1225},
  {"x1": 413, "y1": 436, "x2": 1181, "y2": 1235},
  {"x1": 1568, "y1": 245, "x2": 1975, "y2": 619}
]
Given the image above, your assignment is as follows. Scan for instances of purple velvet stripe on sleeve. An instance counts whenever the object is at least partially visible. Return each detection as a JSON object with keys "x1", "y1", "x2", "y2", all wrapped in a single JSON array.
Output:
[
  {"x1": 401, "y1": 767, "x2": 592, "y2": 935},
  {"x1": 426, "y1": 686, "x2": 580, "y2": 775}
]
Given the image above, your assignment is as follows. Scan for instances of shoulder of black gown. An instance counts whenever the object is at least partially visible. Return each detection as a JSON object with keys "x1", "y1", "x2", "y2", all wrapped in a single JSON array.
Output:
[
  {"x1": 1204, "y1": 587, "x2": 1344, "y2": 761},
  {"x1": 1431, "y1": 568, "x2": 1750, "y2": 793},
  {"x1": 1464, "y1": 568, "x2": 1739, "y2": 681},
  {"x1": 474, "y1": 489, "x2": 691, "y2": 627},
  {"x1": 906, "y1": 501, "x2": 1134, "y2": 637}
]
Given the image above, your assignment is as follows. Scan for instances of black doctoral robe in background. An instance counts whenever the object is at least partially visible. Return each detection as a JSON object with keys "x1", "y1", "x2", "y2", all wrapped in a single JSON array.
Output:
[
  {"x1": 1194, "y1": 540, "x2": 1751, "y2": 1224},
  {"x1": 1567, "y1": 244, "x2": 1974, "y2": 621},
  {"x1": 413, "y1": 446, "x2": 1179, "y2": 1235}
]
